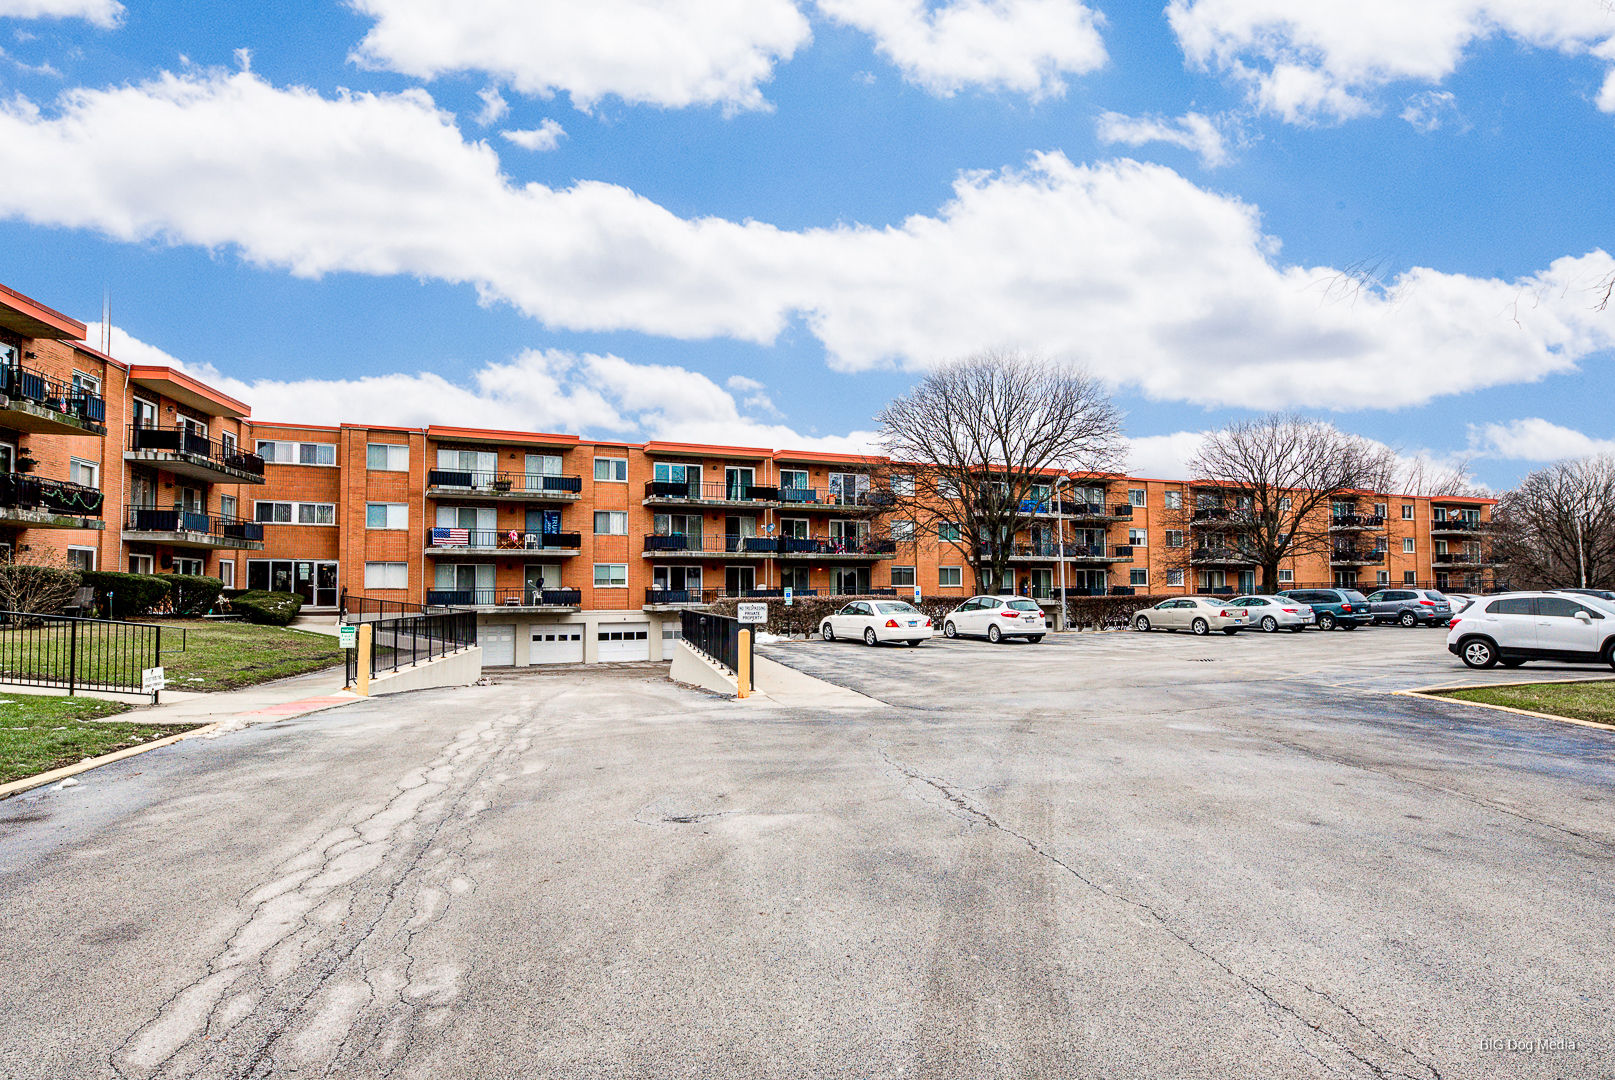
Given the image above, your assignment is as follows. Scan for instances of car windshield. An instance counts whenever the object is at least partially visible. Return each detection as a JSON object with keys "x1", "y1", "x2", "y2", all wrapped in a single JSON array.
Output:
[
  {"x1": 1006, "y1": 600, "x2": 1041, "y2": 611},
  {"x1": 876, "y1": 602, "x2": 918, "y2": 614},
  {"x1": 1344, "y1": 591, "x2": 1370, "y2": 604},
  {"x1": 1425, "y1": 591, "x2": 1446, "y2": 601}
]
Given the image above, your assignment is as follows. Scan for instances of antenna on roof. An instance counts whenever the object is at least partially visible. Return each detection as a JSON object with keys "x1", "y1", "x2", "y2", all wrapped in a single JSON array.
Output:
[{"x1": 100, "y1": 288, "x2": 111, "y2": 356}]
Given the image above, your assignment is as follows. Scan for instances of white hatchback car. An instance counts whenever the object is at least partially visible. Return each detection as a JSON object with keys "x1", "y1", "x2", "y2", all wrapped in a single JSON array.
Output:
[
  {"x1": 1132, "y1": 597, "x2": 1251, "y2": 636},
  {"x1": 1230, "y1": 595, "x2": 1314, "y2": 633},
  {"x1": 1447, "y1": 591, "x2": 1615, "y2": 669},
  {"x1": 942, "y1": 596, "x2": 1047, "y2": 643},
  {"x1": 820, "y1": 600, "x2": 934, "y2": 646}
]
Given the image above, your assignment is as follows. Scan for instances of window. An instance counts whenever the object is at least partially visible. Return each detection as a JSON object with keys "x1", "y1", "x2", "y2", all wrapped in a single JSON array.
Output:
[
  {"x1": 1403, "y1": 537, "x2": 1416, "y2": 553},
  {"x1": 1129, "y1": 569, "x2": 1148, "y2": 586},
  {"x1": 1278, "y1": 569, "x2": 1294, "y2": 583},
  {"x1": 255, "y1": 501, "x2": 333, "y2": 524},
  {"x1": 257, "y1": 441, "x2": 336, "y2": 465},
  {"x1": 938, "y1": 566, "x2": 962, "y2": 587},
  {"x1": 66, "y1": 546, "x2": 95, "y2": 571},
  {"x1": 1403, "y1": 571, "x2": 1416, "y2": 584},
  {"x1": 779, "y1": 469, "x2": 808, "y2": 490},
  {"x1": 892, "y1": 520, "x2": 914, "y2": 541},
  {"x1": 891, "y1": 566, "x2": 916, "y2": 586},
  {"x1": 175, "y1": 558, "x2": 203, "y2": 576},
  {"x1": 892, "y1": 474, "x2": 915, "y2": 496},
  {"x1": 527, "y1": 453, "x2": 562, "y2": 477},
  {"x1": 297, "y1": 503, "x2": 336, "y2": 525},
  {"x1": 366, "y1": 503, "x2": 408, "y2": 530},
  {"x1": 132, "y1": 398, "x2": 158, "y2": 429},
  {"x1": 1402, "y1": 504, "x2": 1415, "y2": 520},
  {"x1": 1165, "y1": 530, "x2": 1185, "y2": 548},
  {"x1": 219, "y1": 561, "x2": 235, "y2": 588},
  {"x1": 256, "y1": 501, "x2": 292, "y2": 523},
  {"x1": 594, "y1": 457, "x2": 628, "y2": 482},
  {"x1": 1486, "y1": 597, "x2": 1533, "y2": 615},
  {"x1": 128, "y1": 554, "x2": 153, "y2": 574},
  {"x1": 71, "y1": 370, "x2": 101, "y2": 395},
  {"x1": 594, "y1": 511, "x2": 628, "y2": 535},
  {"x1": 68, "y1": 458, "x2": 98, "y2": 489},
  {"x1": 1376, "y1": 570, "x2": 1389, "y2": 585},
  {"x1": 1129, "y1": 488, "x2": 1146, "y2": 507},
  {"x1": 1374, "y1": 503, "x2": 1388, "y2": 517},
  {"x1": 593, "y1": 564, "x2": 628, "y2": 588},
  {"x1": 365, "y1": 562, "x2": 409, "y2": 589},
  {"x1": 938, "y1": 521, "x2": 961, "y2": 542},
  {"x1": 221, "y1": 432, "x2": 236, "y2": 456},
  {"x1": 1164, "y1": 491, "x2": 1182, "y2": 510},
  {"x1": 1129, "y1": 529, "x2": 1147, "y2": 547},
  {"x1": 219, "y1": 495, "x2": 237, "y2": 520},
  {"x1": 1278, "y1": 497, "x2": 1292, "y2": 512},
  {"x1": 1166, "y1": 569, "x2": 1184, "y2": 587},
  {"x1": 367, "y1": 443, "x2": 409, "y2": 471}
]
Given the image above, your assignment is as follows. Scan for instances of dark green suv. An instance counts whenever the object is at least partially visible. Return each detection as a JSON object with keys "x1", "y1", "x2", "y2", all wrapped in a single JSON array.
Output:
[{"x1": 1274, "y1": 588, "x2": 1373, "y2": 630}]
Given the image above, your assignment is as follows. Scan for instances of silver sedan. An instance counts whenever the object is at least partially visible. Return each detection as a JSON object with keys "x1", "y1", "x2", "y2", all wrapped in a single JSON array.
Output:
[{"x1": 1230, "y1": 595, "x2": 1313, "y2": 633}]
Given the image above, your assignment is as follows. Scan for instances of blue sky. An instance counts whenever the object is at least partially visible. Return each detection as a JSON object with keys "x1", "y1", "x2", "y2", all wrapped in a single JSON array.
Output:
[{"x1": 1, "y1": 0, "x2": 1614, "y2": 489}]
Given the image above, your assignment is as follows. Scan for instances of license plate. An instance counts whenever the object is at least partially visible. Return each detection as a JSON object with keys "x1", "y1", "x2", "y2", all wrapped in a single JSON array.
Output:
[{"x1": 907, "y1": 620, "x2": 917, "y2": 627}]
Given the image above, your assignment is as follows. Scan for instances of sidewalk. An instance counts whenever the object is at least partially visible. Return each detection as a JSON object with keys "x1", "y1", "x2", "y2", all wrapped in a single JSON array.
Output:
[{"x1": 133, "y1": 664, "x2": 363, "y2": 734}]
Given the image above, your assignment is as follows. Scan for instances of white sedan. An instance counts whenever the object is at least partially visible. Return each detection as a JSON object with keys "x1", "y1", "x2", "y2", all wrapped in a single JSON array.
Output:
[
  {"x1": 941, "y1": 596, "x2": 1048, "y2": 643},
  {"x1": 1132, "y1": 597, "x2": 1251, "y2": 635},
  {"x1": 820, "y1": 600, "x2": 934, "y2": 646},
  {"x1": 1230, "y1": 595, "x2": 1314, "y2": 633}
]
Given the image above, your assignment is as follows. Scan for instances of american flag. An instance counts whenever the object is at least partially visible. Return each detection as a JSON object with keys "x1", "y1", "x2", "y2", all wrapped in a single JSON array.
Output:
[{"x1": 432, "y1": 527, "x2": 470, "y2": 546}]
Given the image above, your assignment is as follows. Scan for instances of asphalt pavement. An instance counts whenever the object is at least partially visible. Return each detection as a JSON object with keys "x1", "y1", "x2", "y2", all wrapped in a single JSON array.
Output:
[{"x1": 1, "y1": 627, "x2": 1612, "y2": 1079}]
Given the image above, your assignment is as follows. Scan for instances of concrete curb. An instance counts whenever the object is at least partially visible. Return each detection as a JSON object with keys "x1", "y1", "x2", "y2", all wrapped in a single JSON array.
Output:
[
  {"x1": 1397, "y1": 678, "x2": 1615, "y2": 733},
  {"x1": 0, "y1": 722, "x2": 222, "y2": 800}
]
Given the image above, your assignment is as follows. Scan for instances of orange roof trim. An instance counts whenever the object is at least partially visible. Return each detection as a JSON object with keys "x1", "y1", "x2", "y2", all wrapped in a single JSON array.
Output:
[{"x1": 128, "y1": 365, "x2": 250, "y2": 418}]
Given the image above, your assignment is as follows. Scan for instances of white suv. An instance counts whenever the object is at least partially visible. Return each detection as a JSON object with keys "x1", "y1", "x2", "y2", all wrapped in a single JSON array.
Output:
[{"x1": 1446, "y1": 592, "x2": 1615, "y2": 670}]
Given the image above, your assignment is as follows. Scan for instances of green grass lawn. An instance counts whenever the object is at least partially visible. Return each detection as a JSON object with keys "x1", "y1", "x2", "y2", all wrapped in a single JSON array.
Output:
[
  {"x1": 145, "y1": 620, "x2": 342, "y2": 692},
  {"x1": 1438, "y1": 680, "x2": 1615, "y2": 727},
  {"x1": 0, "y1": 695, "x2": 205, "y2": 785}
]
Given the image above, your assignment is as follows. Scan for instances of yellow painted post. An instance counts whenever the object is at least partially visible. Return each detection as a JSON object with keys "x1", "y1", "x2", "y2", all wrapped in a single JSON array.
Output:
[
  {"x1": 357, "y1": 623, "x2": 373, "y2": 698},
  {"x1": 737, "y1": 629, "x2": 751, "y2": 699}
]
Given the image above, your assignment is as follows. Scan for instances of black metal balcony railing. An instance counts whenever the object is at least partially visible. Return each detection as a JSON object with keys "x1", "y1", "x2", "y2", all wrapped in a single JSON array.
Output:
[
  {"x1": 1330, "y1": 514, "x2": 1386, "y2": 528},
  {"x1": 1433, "y1": 551, "x2": 1492, "y2": 565},
  {"x1": 646, "y1": 588, "x2": 719, "y2": 605},
  {"x1": 1191, "y1": 545, "x2": 1258, "y2": 563},
  {"x1": 425, "y1": 587, "x2": 583, "y2": 607},
  {"x1": 644, "y1": 480, "x2": 781, "y2": 503},
  {"x1": 428, "y1": 529, "x2": 582, "y2": 550},
  {"x1": 426, "y1": 469, "x2": 583, "y2": 494},
  {"x1": 0, "y1": 472, "x2": 104, "y2": 517},
  {"x1": 644, "y1": 533, "x2": 898, "y2": 556},
  {"x1": 127, "y1": 425, "x2": 265, "y2": 477},
  {"x1": 124, "y1": 506, "x2": 264, "y2": 541},
  {"x1": 980, "y1": 542, "x2": 1134, "y2": 560},
  {"x1": 1430, "y1": 518, "x2": 1487, "y2": 532},
  {"x1": 2, "y1": 365, "x2": 107, "y2": 425},
  {"x1": 1330, "y1": 548, "x2": 1387, "y2": 564}
]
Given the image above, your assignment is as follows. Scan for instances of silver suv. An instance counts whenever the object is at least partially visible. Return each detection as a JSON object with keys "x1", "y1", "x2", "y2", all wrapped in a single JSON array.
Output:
[
  {"x1": 1364, "y1": 588, "x2": 1452, "y2": 627},
  {"x1": 1446, "y1": 592, "x2": 1615, "y2": 669}
]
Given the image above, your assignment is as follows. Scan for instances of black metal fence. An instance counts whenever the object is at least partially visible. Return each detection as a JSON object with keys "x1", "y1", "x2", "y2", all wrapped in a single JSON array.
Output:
[
  {"x1": 426, "y1": 469, "x2": 583, "y2": 494},
  {"x1": 345, "y1": 610, "x2": 479, "y2": 685},
  {"x1": 125, "y1": 506, "x2": 265, "y2": 541},
  {"x1": 680, "y1": 609, "x2": 753, "y2": 676},
  {"x1": 127, "y1": 424, "x2": 266, "y2": 476},
  {"x1": 340, "y1": 591, "x2": 428, "y2": 622},
  {"x1": 424, "y1": 587, "x2": 582, "y2": 607},
  {"x1": 0, "y1": 611, "x2": 159, "y2": 695},
  {"x1": 0, "y1": 472, "x2": 105, "y2": 516},
  {"x1": 2, "y1": 364, "x2": 106, "y2": 425}
]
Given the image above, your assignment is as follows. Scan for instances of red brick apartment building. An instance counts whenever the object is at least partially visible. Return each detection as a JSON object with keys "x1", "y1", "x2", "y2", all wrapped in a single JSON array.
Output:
[{"x1": 0, "y1": 281, "x2": 1504, "y2": 664}]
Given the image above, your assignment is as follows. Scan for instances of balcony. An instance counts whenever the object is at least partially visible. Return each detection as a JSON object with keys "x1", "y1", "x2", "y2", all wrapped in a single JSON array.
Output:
[
  {"x1": 983, "y1": 542, "x2": 1135, "y2": 563},
  {"x1": 426, "y1": 529, "x2": 582, "y2": 555},
  {"x1": 426, "y1": 470, "x2": 583, "y2": 502},
  {"x1": 1433, "y1": 551, "x2": 1501, "y2": 567},
  {"x1": 122, "y1": 506, "x2": 265, "y2": 550},
  {"x1": 1330, "y1": 514, "x2": 1386, "y2": 530},
  {"x1": 426, "y1": 587, "x2": 582, "y2": 610},
  {"x1": 1191, "y1": 546, "x2": 1258, "y2": 566},
  {"x1": 1330, "y1": 548, "x2": 1387, "y2": 565},
  {"x1": 644, "y1": 588, "x2": 719, "y2": 609},
  {"x1": 643, "y1": 480, "x2": 780, "y2": 507},
  {"x1": 0, "y1": 365, "x2": 107, "y2": 436},
  {"x1": 1191, "y1": 507, "x2": 1269, "y2": 529},
  {"x1": 0, "y1": 472, "x2": 106, "y2": 530},
  {"x1": 124, "y1": 425, "x2": 266, "y2": 485},
  {"x1": 643, "y1": 533, "x2": 899, "y2": 559},
  {"x1": 776, "y1": 486, "x2": 896, "y2": 513},
  {"x1": 1429, "y1": 518, "x2": 1488, "y2": 536}
]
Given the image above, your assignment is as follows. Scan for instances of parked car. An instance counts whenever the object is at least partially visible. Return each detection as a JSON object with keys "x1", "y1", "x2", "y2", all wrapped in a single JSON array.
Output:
[
  {"x1": 1447, "y1": 591, "x2": 1615, "y2": 669},
  {"x1": 1230, "y1": 595, "x2": 1313, "y2": 633},
  {"x1": 820, "y1": 600, "x2": 934, "y2": 646},
  {"x1": 1273, "y1": 588, "x2": 1372, "y2": 630},
  {"x1": 1551, "y1": 588, "x2": 1615, "y2": 602},
  {"x1": 1444, "y1": 593, "x2": 1481, "y2": 615},
  {"x1": 1363, "y1": 588, "x2": 1453, "y2": 627},
  {"x1": 941, "y1": 595, "x2": 1047, "y2": 643},
  {"x1": 1132, "y1": 597, "x2": 1251, "y2": 636}
]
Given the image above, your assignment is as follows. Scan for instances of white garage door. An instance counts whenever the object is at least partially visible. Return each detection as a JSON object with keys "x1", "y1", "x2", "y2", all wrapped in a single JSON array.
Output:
[
  {"x1": 598, "y1": 623, "x2": 651, "y2": 662},
  {"x1": 481, "y1": 624, "x2": 515, "y2": 666},
  {"x1": 530, "y1": 628, "x2": 584, "y2": 665}
]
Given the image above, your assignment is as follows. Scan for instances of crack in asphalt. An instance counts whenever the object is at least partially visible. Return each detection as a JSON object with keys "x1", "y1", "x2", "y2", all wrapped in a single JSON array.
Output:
[{"x1": 875, "y1": 746, "x2": 1444, "y2": 1080}]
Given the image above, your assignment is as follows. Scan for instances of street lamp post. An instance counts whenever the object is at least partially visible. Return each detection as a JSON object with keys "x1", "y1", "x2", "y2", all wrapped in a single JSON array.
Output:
[{"x1": 1054, "y1": 475, "x2": 1070, "y2": 631}]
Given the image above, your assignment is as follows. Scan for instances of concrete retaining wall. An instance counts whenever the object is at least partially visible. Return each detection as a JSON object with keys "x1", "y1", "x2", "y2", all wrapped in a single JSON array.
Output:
[
  {"x1": 368, "y1": 646, "x2": 483, "y2": 697},
  {"x1": 668, "y1": 641, "x2": 738, "y2": 696}
]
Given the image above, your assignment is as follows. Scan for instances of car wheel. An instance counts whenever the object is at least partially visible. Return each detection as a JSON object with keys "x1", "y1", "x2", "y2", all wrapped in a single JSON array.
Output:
[
  {"x1": 1605, "y1": 642, "x2": 1615, "y2": 672},
  {"x1": 988, "y1": 623, "x2": 1003, "y2": 644},
  {"x1": 821, "y1": 623, "x2": 835, "y2": 642},
  {"x1": 1317, "y1": 612, "x2": 1337, "y2": 631},
  {"x1": 943, "y1": 621, "x2": 958, "y2": 639},
  {"x1": 1261, "y1": 616, "x2": 1278, "y2": 633},
  {"x1": 1134, "y1": 615, "x2": 1151, "y2": 632},
  {"x1": 1399, "y1": 611, "x2": 1418, "y2": 628},
  {"x1": 864, "y1": 627, "x2": 878, "y2": 646},
  {"x1": 1191, "y1": 618, "x2": 1209, "y2": 636},
  {"x1": 1461, "y1": 638, "x2": 1498, "y2": 669},
  {"x1": 905, "y1": 639, "x2": 921, "y2": 647},
  {"x1": 1027, "y1": 635, "x2": 1043, "y2": 644}
]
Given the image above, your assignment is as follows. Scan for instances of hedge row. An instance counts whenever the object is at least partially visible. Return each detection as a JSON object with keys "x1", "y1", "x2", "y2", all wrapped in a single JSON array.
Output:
[
  {"x1": 229, "y1": 590, "x2": 304, "y2": 626},
  {"x1": 80, "y1": 571, "x2": 226, "y2": 619},
  {"x1": 706, "y1": 593, "x2": 1173, "y2": 636}
]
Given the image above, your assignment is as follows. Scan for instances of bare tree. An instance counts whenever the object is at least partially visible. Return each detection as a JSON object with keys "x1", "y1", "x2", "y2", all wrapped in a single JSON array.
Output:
[
  {"x1": 875, "y1": 350, "x2": 1125, "y2": 594},
  {"x1": 1178, "y1": 413, "x2": 1400, "y2": 593},
  {"x1": 1492, "y1": 456, "x2": 1615, "y2": 590},
  {"x1": 1393, "y1": 453, "x2": 1484, "y2": 499},
  {"x1": 0, "y1": 547, "x2": 82, "y2": 618}
]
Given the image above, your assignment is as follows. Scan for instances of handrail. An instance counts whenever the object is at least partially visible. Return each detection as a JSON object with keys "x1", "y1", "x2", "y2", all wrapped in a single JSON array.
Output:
[
  {"x1": 2, "y1": 364, "x2": 107, "y2": 425},
  {"x1": 426, "y1": 469, "x2": 583, "y2": 493},
  {"x1": 127, "y1": 424, "x2": 264, "y2": 476},
  {"x1": 0, "y1": 472, "x2": 104, "y2": 516},
  {"x1": 428, "y1": 529, "x2": 582, "y2": 550},
  {"x1": 124, "y1": 506, "x2": 264, "y2": 541},
  {"x1": 424, "y1": 587, "x2": 582, "y2": 606}
]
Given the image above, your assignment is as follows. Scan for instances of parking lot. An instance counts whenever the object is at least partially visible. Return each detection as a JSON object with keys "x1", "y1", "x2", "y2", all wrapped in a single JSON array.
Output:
[{"x1": 1, "y1": 628, "x2": 1611, "y2": 1078}]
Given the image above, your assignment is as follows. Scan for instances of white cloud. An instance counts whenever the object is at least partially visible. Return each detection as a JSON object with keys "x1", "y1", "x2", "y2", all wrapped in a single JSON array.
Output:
[
  {"x1": 1399, "y1": 90, "x2": 1465, "y2": 133},
  {"x1": 0, "y1": 0, "x2": 122, "y2": 28},
  {"x1": 348, "y1": 0, "x2": 812, "y2": 112},
  {"x1": 474, "y1": 85, "x2": 507, "y2": 126},
  {"x1": 814, "y1": 0, "x2": 1106, "y2": 98},
  {"x1": 1096, "y1": 109, "x2": 1228, "y2": 167},
  {"x1": 1126, "y1": 431, "x2": 1206, "y2": 480},
  {"x1": 7, "y1": 69, "x2": 1615, "y2": 414},
  {"x1": 1470, "y1": 418, "x2": 1615, "y2": 461},
  {"x1": 501, "y1": 119, "x2": 564, "y2": 152},
  {"x1": 84, "y1": 322, "x2": 874, "y2": 452},
  {"x1": 726, "y1": 374, "x2": 782, "y2": 416},
  {"x1": 1167, "y1": 0, "x2": 1615, "y2": 124}
]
